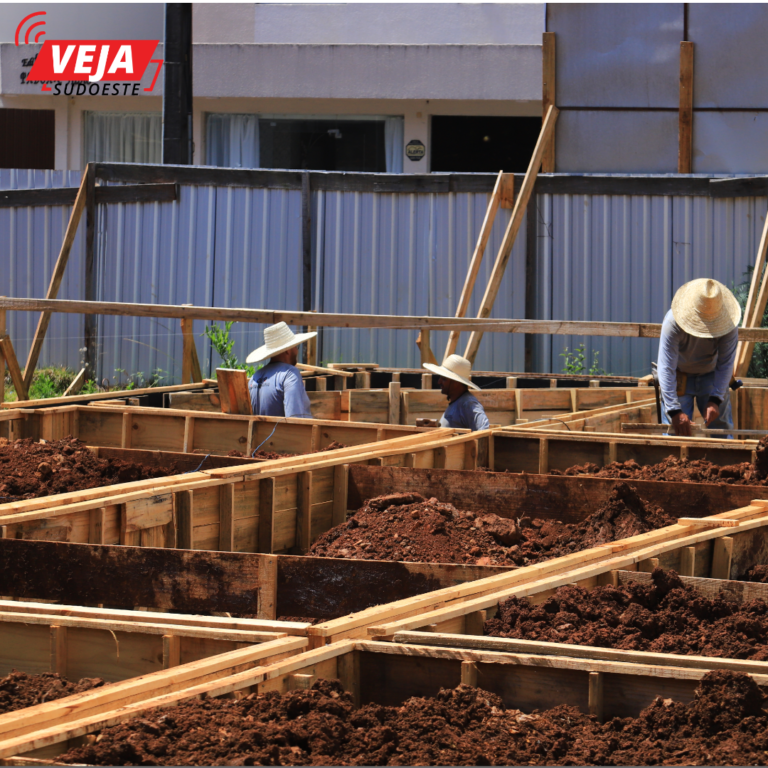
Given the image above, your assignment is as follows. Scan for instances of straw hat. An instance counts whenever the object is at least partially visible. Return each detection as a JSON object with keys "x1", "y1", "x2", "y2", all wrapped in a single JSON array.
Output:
[
  {"x1": 423, "y1": 354, "x2": 480, "y2": 390},
  {"x1": 246, "y1": 322, "x2": 317, "y2": 364},
  {"x1": 671, "y1": 278, "x2": 741, "y2": 339}
]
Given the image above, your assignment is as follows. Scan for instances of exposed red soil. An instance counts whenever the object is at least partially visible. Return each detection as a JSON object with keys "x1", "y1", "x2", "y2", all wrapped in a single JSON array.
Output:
[
  {"x1": 0, "y1": 437, "x2": 175, "y2": 501},
  {"x1": 552, "y1": 435, "x2": 768, "y2": 485},
  {"x1": 308, "y1": 484, "x2": 674, "y2": 567},
  {"x1": 745, "y1": 564, "x2": 768, "y2": 583},
  {"x1": 60, "y1": 672, "x2": 768, "y2": 766},
  {"x1": 0, "y1": 670, "x2": 106, "y2": 715},
  {"x1": 486, "y1": 567, "x2": 768, "y2": 660}
]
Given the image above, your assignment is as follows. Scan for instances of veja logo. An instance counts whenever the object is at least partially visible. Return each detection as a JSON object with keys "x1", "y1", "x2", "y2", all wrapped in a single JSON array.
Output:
[{"x1": 16, "y1": 12, "x2": 163, "y2": 93}]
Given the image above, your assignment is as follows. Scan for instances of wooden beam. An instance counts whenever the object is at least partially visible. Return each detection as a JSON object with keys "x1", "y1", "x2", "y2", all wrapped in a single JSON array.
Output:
[
  {"x1": 22, "y1": 171, "x2": 88, "y2": 389},
  {"x1": 678, "y1": 42, "x2": 694, "y2": 173},
  {"x1": 541, "y1": 32, "x2": 556, "y2": 173},
  {"x1": 1, "y1": 336, "x2": 28, "y2": 401},
  {"x1": 735, "y1": 208, "x2": 768, "y2": 376},
  {"x1": 463, "y1": 105, "x2": 559, "y2": 364},
  {"x1": 5, "y1": 296, "x2": 768, "y2": 342},
  {"x1": 444, "y1": 171, "x2": 505, "y2": 359},
  {"x1": 297, "y1": 363, "x2": 353, "y2": 378},
  {"x1": 83, "y1": 163, "x2": 97, "y2": 377},
  {"x1": 0, "y1": 183, "x2": 178, "y2": 208},
  {"x1": 63, "y1": 368, "x2": 87, "y2": 396}
]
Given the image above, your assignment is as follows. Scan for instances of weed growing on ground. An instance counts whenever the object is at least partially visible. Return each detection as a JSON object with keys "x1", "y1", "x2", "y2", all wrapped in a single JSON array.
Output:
[{"x1": 560, "y1": 344, "x2": 610, "y2": 376}]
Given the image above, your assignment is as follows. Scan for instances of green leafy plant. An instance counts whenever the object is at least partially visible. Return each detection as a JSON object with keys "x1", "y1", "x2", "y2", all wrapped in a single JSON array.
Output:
[
  {"x1": 561, "y1": 344, "x2": 609, "y2": 376},
  {"x1": 112, "y1": 367, "x2": 168, "y2": 390},
  {"x1": 733, "y1": 266, "x2": 768, "y2": 378},
  {"x1": 203, "y1": 321, "x2": 256, "y2": 377}
]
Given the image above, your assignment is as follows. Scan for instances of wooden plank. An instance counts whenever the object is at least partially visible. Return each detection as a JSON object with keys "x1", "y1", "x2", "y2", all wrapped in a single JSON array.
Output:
[
  {"x1": 217, "y1": 369, "x2": 252, "y2": 415},
  {"x1": 1, "y1": 336, "x2": 28, "y2": 401},
  {"x1": 0, "y1": 183, "x2": 177, "y2": 208},
  {"x1": 444, "y1": 170, "x2": 505, "y2": 358},
  {"x1": 257, "y1": 477, "x2": 276, "y2": 553},
  {"x1": 297, "y1": 363, "x2": 353, "y2": 378},
  {"x1": 49, "y1": 626, "x2": 67, "y2": 677},
  {"x1": 711, "y1": 536, "x2": 734, "y2": 579},
  {"x1": 736, "y1": 211, "x2": 768, "y2": 376},
  {"x1": 180, "y1": 317, "x2": 202, "y2": 384},
  {"x1": 218, "y1": 484, "x2": 235, "y2": 552},
  {"x1": 257, "y1": 555, "x2": 278, "y2": 620},
  {"x1": 332, "y1": 464, "x2": 349, "y2": 527},
  {"x1": 22, "y1": 172, "x2": 88, "y2": 389},
  {"x1": 296, "y1": 471, "x2": 313, "y2": 553},
  {"x1": 122, "y1": 494, "x2": 173, "y2": 534},
  {"x1": 541, "y1": 31, "x2": 556, "y2": 173},
  {"x1": 62, "y1": 369, "x2": 86, "y2": 397},
  {"x1": 175, "y1": 490, "x2": 194, "y2": 550},
  {"x1": 588, "y1": 671, "x2": 604, "y2": 722},
  {"x1": 163, "y1": 634, "x2": 181, "y2": 669},
  {"x1": 678, "y1": 41, "x2": 694, "y2": 174},
  {"x1": 463, "y1": 104, "x2": 559, "y2": 363},
  {"x1": 0, "y1": 538, "x2": 266, "y2": 614},
  {"x1": 389, "y1": 381, "x2": 401, "y2": 425},
  {"x1": 461, "y1": 660, "x2": 478, "y2": 686}
]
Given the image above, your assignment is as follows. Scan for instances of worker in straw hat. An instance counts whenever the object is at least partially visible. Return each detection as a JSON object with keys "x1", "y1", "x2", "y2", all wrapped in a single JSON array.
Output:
[
  {"x1": 657, "y1": 278, "x2": 741, "y2": 436},
  {"x1": 245, "y1": 322, "x2": 317, "y2": 418},
  {"x1": 422, "y1": 354, "x2": 490, "y2": 431}
]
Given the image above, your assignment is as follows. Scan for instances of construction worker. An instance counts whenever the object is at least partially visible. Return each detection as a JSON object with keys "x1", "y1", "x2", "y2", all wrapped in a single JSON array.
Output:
[
  {"x1": 423, "y1": 354, "x2": 490, "y2": 431},
  {"x1": 245, "y1": 322, "x2": 317, "y2": 418},
  {"x1": 657, "y1": 278, "x2": 740, "y2": 436}
]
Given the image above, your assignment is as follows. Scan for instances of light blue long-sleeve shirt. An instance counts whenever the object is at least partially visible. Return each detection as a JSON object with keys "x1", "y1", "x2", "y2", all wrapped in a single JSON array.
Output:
[
  {"x1": 439, "y1": 391, "x2": 490, "y2": 431},
  {"x1": 249, "y1": 362, "x2": 312, "y2": 418},
  {"x1": 657, "y1": 309, "x2": 737, "y2": 414}
]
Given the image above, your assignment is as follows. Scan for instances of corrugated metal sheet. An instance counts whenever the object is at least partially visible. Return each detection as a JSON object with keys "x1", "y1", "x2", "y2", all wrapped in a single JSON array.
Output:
[
  {"x1": 315, "y1": 189, "x2": 526, "y2": 371},
  {"x1": 533, "y1": 191, "x2": 767, "y2": 377},
  {"x1": 0, "y1": 169, "x2": 85, "y2": 373}
]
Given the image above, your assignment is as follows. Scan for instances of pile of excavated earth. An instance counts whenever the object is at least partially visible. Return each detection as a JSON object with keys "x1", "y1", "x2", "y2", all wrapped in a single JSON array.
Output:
[
  {"x1": 0, "y1": 437, "x2": 173, "y2": 501},
  {"x1": 227, "y1": 441, "x2": 348, "y2": 461},
  {"x1": 486, "y1": 567, "x2": 768, "y2": 660},
  {"x1": 309, "y1": 484, "x2": 674, "y2": 567},
  {"x1": 0, "y1": 671, "x2": 106, "y2": 715},
  {"x1": 553, "y1": 435, "x2": 768, "y2": 485},
  {"x1": 59, "y1": 672, "x2": 768, "y2": 766}
]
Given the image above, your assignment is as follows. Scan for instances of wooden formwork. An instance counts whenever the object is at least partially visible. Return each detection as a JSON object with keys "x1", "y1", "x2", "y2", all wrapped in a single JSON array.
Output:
[
  {"x1": 366, "y1": 499, "x2": 768, "y2": 640},
  {"x1": 1, "y1": 635, "x2": 762, "y2": 761}
]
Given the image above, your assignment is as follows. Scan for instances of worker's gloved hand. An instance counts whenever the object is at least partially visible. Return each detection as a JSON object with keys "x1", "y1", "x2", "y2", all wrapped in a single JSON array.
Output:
[
  {"x1": 671, "y1": 412, "x2": 692, "y2": 436},
  {"x1": 705, "y1": 402, "x2": 720, "y2": 426}
]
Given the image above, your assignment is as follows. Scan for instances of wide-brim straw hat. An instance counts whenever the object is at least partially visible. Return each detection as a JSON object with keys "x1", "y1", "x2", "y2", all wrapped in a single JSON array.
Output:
[
  {"x1": 246, "y1": 322, "x2": 317, "y2": 364},
  {"x1": 671, "y1": 278, "x2": 741, "y2": 339},
  {"x1": 423, "y1": 354, "x2": 480, "y2": 390}
]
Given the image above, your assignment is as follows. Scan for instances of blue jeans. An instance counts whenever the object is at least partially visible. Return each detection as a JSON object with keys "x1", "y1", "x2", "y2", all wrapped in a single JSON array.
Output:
[{"x1": 660, "y1": 371, "x2": 733, "y2": 435}]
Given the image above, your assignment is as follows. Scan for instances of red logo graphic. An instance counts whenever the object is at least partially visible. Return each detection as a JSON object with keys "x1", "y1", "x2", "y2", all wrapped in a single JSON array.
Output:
[{"x1": 17, "y1": 12, "x2": 163, "y2": 93}]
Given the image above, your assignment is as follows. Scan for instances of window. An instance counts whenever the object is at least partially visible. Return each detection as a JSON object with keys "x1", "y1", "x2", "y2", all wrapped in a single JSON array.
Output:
[
  {"x1": 83, "y1": 112, "x2": 161, "y2": 166},
  {"x1": 206, "y1": 114, "x2": 404, "y2": 173},
  {"x1": 0, "y1": 108, "x2": 54, "y2": 169},
  {"x1": 430, "y1": 116, "x2": 541, "y2": 172}
]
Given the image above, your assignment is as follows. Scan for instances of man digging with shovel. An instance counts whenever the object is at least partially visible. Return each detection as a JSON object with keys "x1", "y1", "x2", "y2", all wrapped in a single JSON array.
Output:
[{"x1": 657, "y1": 278, "x2": 740, "y2": 437}]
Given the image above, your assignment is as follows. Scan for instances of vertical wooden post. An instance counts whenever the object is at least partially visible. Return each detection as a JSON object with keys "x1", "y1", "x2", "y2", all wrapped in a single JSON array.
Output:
[
  {"x1": 84, "y1": 162, "x2": 97, "y2": 378},
  {"x1": 388, "y1": 381, "x2": 401, "y2": 425},
  {"x1": 460, "y1": 660, "x2": 478, "y2": 687},
  {"x1": 541, "y1": 31, "x2": 556, "y2": 173},
  {"x1": 315, "y1": 376, "x2": 327, "y2": 391},
  {"x1": 257, "y1": 477, "x2": 276, "y2": 553},
  {"x1": 176, "y1": 490, "x2": 194, "y2": 549},
  {"x1": 338, "y1": 651, "x2": 361, "y2": 707},
  {"x1": 332, "y1": 464, "x2": 349, "y2": 527},
  {"x1": 0, "y1": 305, "x2": 5, "y2": 404},
  {"x1": 89, "y1": 507, "x2": 107, "y2": 545},
  {"x1": 465, "y1": 611, "x2": 485, "y2": 636},
  {"x1": 163, "y1": 635, "x2": 181, "y2": 669},
  {"x1": 711, "y1": 536, "x2": 733, "y2": 579},
  {"x1": 678, "y1": 42, "x2": 694, "y2": 174},
  {"x1": 121, "y1": 412, "x2": 133, "y2": 449},
  {"x1": 297, "y1": 470, "x2": 313, "y2": 553},
  {"x1": 421, "y1": 373, "x2": 432, "y2": 390},
  {"x1": 183, "y1": 416, "x2": 195, "y2": 453},
  {"x1": 256, "y1": 554, "x2": 278, "y2": 620},
  {"x1": 306, "y1": 326, "x2": 318, "y2": 367},
  {"x1": 1, "y1": 336, "x2": 28, "y2": 401},
  {"x1": 464, "y1": 439, "x2": 478, "y2": 470},
  {"x1": 679, "y1": 546, "x2": 696, "y2": 577},
  {"x1": 434, "y1": 446, "x2": 447, "y2": 469},
  {"x1": 538, "y1": 437, "x2": 549, "y2": 474},
  {"x1": 301, "y1": 172, "x2": 312, "y2": 358},
  {"x1": 180, "y1": 315, "x2": 202, "y2": 384},
  {"x1": 50, "y1": 626, "x2": 68, "y2": 677},
  {"x1": 219, "y1": 483, "x2": 235, "y2": 552},
  {"x1": 588, "y1": 672, "x2": 604, "y2": 722}
]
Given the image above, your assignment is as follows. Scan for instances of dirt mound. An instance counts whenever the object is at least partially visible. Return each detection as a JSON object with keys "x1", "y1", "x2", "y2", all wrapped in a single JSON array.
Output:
[
  {"x1": 60, "y1": 673, "x2": 768, "y2": 766},
  {"x1": 745, "y1": 564, "x2": 768, "y2": 583},
  {"x1": 486, "y1": 567, "x2": 768, "y2": 660},
  {"x1": 308, "y1": 484, "x2": 673, "y2": 567},
  {"x1": 0, "y1": 437, "x2": 175, "y2": 501},
  {"x1": 228, "y1": 442, "x2": 349, "y2": 461},
  {"x1": 553, "y1": 437, "x2": 768, "y2": 486},
  {"x1": 0, "y1": 671, "x2": 106, "y2": 715}
]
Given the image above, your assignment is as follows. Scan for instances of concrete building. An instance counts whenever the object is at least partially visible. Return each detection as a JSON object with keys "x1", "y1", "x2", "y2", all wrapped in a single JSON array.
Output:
[{"x1": 0, "y1": 3, "x2": 544, "y2": 173}]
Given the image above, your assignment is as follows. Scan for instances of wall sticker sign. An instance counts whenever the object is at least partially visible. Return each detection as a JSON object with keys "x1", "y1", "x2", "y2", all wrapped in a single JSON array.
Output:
[
  {"x1": 15, "y1": 11, "x2": 163, "y2": 93},
  {"x1": 406, "y1": 139, "x2": 426, "y2": 162}
]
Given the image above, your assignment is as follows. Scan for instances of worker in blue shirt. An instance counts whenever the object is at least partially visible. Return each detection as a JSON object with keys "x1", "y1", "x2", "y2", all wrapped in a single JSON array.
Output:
[
  {"x1": 245, "y1": 322, "x2": 317, "y2": 418},
  {"x1": 423, "y1": 354, "x2": 490, "y2": 431},
  {"x1": 657, "y1": 278, "x2": 740, "y2": 436}
]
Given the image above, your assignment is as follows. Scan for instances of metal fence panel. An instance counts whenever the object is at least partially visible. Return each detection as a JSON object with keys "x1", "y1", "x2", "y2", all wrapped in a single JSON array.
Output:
[{"x1": 0, "y1": 169, "x2": 85, "y2": 376}]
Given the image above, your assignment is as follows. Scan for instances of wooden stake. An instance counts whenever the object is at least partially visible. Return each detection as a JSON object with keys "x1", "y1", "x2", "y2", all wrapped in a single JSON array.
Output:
[
  {"x1": 464, "y1": 106, "x2": 559, "y2": 363},
  {"x1": 296, "y1": 470, "x2": 313, "y2": 553},
  {"x1": 1, "y1": 336, "x2": 28, "y2": 401},
  {"x1": 588, "y1": 671, "x2": 604, "y2": 722},
  {"x1": 181, "y1": 316, "x2": 202, "y2": 384},
  {"x1": 50, "y1": 626, "x2": 67, "y2": 677},
  {"x1": 460, "y1": 660, "x2": 478, "y2": 687},
  {"x1": 218, "y1": 484, "x2": 235, "y2": 552},
  {"x1": 23, "y1": 171, "x2": 89, "y2": 388},
  {"x1": 63, "y1": 368, "x2": 87, "y2": 396},
  {"x1": 444, "y1": 171, "x2": 505, "y2": 359},
  {"x1": 678, "y1": 42, "x2": 694, "y2": 174},
  {"x1": 388, "y1": 381, "x2": 401, "y2": 425},
  {"x1": 542, "y1": 31, "x2": 557, "y2": 173},
  {"x1": 162, "y1": 635, "x2": 181, "y2": 669},
  {"x1": 417, "y1": 330, "x2": 438, "y2": 366}
]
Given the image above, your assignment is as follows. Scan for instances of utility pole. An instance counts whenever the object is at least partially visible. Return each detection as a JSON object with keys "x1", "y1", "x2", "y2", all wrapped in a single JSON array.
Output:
[{"x1": 163, "y1": 3, "x2": 193, "y2": 164}]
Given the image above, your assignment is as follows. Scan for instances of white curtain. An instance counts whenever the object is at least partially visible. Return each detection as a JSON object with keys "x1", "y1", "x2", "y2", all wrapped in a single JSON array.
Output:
[
  {"x1": 207, "y1": 114, "x2": 260, "y2": 168},
  {"x1": 384, "y1": 116, "x2": 404, "y2": 173},
  {"x1": 83, "y1": 112, "x2": 161, "y2": 166}
]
